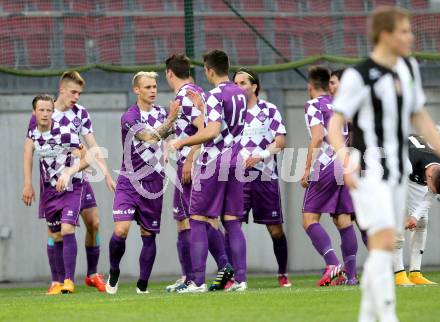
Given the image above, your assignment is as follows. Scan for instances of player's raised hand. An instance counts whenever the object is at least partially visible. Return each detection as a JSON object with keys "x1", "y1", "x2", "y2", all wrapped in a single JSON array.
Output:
[
  {"x1": 168, "y1": 100, "x2": 180, "y2": 121},
  {"x1": 22, "y1": 184, "x2": 35, "y2": 206},
  {"x1": 105, "y1": 173, "x2": 116, "y2": 193},
  {"x1": 186, "y1": 89, "x2": 205, "y2": 112},
  {"x1": 244, "y1": 155, "x2": 262, "y2": 169},
  {"x1": 405, "y1": 216, "x2": 418, "y2": 231}
]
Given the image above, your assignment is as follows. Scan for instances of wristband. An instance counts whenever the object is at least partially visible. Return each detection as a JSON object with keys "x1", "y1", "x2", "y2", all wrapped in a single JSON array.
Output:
[{"x1": 258, "y1": 149, "x2": 271, "y2": 159}]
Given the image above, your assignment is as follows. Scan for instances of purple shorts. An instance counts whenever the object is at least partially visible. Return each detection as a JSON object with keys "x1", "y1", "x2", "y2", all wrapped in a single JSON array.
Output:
[
  {"x1": 189, "y1": 160, "x2": 244, "y2": 219},
  {"x1": 41, "y1": 182, "x2": 83, "y2": 233},
  {"x1": 302, "y1": 162, "x2": 354, "y2": 215},
  {"x1": 243, "y1": 172, "x2": 283, "y2": 225},
  {"x1": 80, "y1": 180, "x2": 97, "y2": 211},
  {"x1": 112, "y1": 176, "x2": 164, "y2": 233},
  {"x1": 172, "y1": 165, "x2": 192, "y2": 221}
]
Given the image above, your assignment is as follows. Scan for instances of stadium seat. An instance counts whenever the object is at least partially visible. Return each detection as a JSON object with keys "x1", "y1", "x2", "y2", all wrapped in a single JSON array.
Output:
[
  {"x1": 27, "y1": 18, "x2": 53, "y2": 68},
  {"x1": 63, "y1": 0, "x2": 96, "y2": 12},
  {"x1": 411, "y1": 0, "x2": 429, "y2": 9},
  {"x1": 95, "y1": 17, "x2": 124, "y2": 64},
  {"x1": 63, "y1": 17, "x2": 88, "y2": 66},
  {"x1": 28, "y1": 0, "x2": 54, "y2": 11},
  {"x1": 0, "y1": 1, "x2": 25, "y2": 12},
  {"x1": 135, "y1": 0, "x2": 164, "y2": 11},
  {"x1": 308, "y1": 0, "x2": 331, "y2": 12},
  {"x1": 0, "y1": 35, "x2": 15, "y2": 66}
]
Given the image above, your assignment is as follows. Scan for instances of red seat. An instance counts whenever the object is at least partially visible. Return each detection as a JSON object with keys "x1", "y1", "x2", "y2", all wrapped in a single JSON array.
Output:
[
  {"x1": 0, "y1": 36, "x2": 15, "y2": 66},
  {"x1": 0, "y1": 1, "x2": 25, "y2": 12},
  {"x1": 95, "y1": 17, "x2": 124, "y2": 64},
  {"x1": 135, "y1": 0, "x2": 164, "y2": 11},
  {"x1": 63, "y1": 0, "x2": 95, "y2": 12},
  {"x1": 63, "y1": 17, "x2": 89, "y2": 66}
]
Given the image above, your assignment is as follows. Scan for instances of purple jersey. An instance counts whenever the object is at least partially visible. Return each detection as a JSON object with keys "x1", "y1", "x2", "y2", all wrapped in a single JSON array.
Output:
[
  {"x1": 174, "y1": 83, "x2": 204, "y2": 166},
  {"x1": 28, "y1": 121, "x2": 82, "y2": 188},
  {"x1": 119, "y1": 104, "x2": 168, "y2": 184},
  {"x1": 240, "y1": 99, "x2": 286, "y2": 179},
  {"x1": 199, "y1": 81, "x2": 247, "y2": 166},
  {"x1": 27, "y1": 103, "x2": 93, "y2": 138},
  {"x1": 304, "y1": 94, "x2": 348, "y2": 169}
]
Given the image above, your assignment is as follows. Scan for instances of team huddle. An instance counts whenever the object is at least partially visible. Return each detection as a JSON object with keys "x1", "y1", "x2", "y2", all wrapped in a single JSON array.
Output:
[{"x1": 21, "y1": 5, "x2": 440, "y2": 322}]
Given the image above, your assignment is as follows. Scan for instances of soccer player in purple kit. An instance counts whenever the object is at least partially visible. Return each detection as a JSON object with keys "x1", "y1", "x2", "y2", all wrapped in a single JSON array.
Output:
[
  {"x1": 105, "y1": 71, "x2": 179, "y2": 294},
  {"x1": 301, "y1": 67, "x2": 358, "y2": 286},
  {"x1": 164, "y1": 54, "x2": 230, "y2": 293},
  {"x1": 24, "y1": 94, "x2": 91, "y2": 294},
  {"x1": 22, "y1": 71, "x2": 113, "y2": 293},
  {"x1": 233, "y1": 68, "x2": 291, "y2": 288},
  {"x1": 170, "y1": 50, "x2": 248, "y2": 292}
]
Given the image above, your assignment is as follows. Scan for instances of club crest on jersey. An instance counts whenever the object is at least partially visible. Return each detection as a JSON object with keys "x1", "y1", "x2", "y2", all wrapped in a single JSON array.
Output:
[
  {"x1": 72, "y1": 116, "x2": 81, "y2": 128},
  {"x1": 369, "y1": 68, "x2": 382, "y2": 80},
  {"x1": 48, "y1": 138, "x2": 57, "y2": 148},
  {"x1": 257, "y1": 111, "x2": 267, "y2": 122},
  {"x1": 158, "y1": 113, "x2": 165, "y2": 123}
]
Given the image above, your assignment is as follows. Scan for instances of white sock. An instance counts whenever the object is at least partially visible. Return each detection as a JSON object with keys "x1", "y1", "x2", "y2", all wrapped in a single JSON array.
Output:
[
  {"x1": 392, "y1": 232, "x2": 405, "y2": 273},
  {"x1": 409, "y1": 217, "x2": 427, "y2": 272},
  {"x1": 359, "y1": 259, "x2": 376, "y2": 322},
  {"x1": 368, "y1": 250, "x2": 399, "y2": 322}
]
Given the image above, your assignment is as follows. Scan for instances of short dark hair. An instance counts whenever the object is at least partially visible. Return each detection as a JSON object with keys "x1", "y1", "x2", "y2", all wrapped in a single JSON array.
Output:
[
  {"x1": 308, "y1": 66, "x2": 330, "y2": 91},
  {"x1": 233, "y1": 67, "x2": 260, "y2": 96},
  {"x1": 203, "y1": 50, "x2": 229, "y2": 77},
  {"x1": 331, "y1": 69, "x2": 345, "y2": 81},
  {"x1": 32, "y1": 94, "x2": 54, "y2": 110},
  {"x1": 432, "y1": 167, "x2": 440, "y2": 194},
  {"x1": 165, "y1": 54, "x2": 191, "y2": 79}
]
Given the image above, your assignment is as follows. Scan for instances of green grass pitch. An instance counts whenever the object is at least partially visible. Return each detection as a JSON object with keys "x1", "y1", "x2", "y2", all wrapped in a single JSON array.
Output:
[{"x1": 1, "y1": 273, "x2": 439, "y2": 322}]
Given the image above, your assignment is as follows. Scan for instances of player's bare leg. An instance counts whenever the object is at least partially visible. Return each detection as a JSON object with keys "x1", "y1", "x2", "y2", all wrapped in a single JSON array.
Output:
[
  {"x1": 266, "y1": 224, "x2": 291, "y2": 287},
  {"x1": 332, "y1": 214, "x2": 358, "y2": 285},
  {"x1": 81, "y1": 207, "x2": 105, "y2": 291},
  {"x1": 106, "y1": 221, "x2": 131, "y2": 294}
]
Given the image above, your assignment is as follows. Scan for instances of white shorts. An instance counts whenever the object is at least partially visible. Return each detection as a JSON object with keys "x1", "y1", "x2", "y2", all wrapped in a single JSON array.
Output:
[
  {"x1": 406, "y1": 180, "x2": 435, "y2": 221},
  {"x1": 349, "y1": 178, "x2": 407, "y2": 235}
]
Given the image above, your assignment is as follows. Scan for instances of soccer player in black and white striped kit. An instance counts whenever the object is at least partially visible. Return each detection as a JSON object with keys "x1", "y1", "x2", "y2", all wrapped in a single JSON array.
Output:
[{"x1": 329, "y1": 6, "x2": 440, "y2": 322}]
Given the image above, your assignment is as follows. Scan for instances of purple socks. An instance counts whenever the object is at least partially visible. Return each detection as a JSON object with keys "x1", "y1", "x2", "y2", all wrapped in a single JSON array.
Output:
[
  {"x1": 177, "y1": 229, "x2": 193, "y2": 280},
  {"x1": 47, "y1": 242, "x2": 57, "y2": 282},
  {"x1": 223, "y1": 220, "x2": 247, "y2": 283},
  {"x1": 272, "y1": 234, "x2": 288, "y2": 275},
  {"x1": 190, "y1": 219, "x2": 209, "y2": 286},
  {"x1": 54, "y1": 241, "x2": 65, "y2": 283},
  {"x1": 109, "y1": 233, "x2": 126, "y2": 271},
  {"x1": 62, "y1": 233, "x2": 77, "y2": 282},
  {"x1": 207, "y1": 225, "x2": 229, "y2": 269},
  {"x1": 339, "y1": 225, "x2": 358, "y2": 280},
  {"x1": 139, "y1": 235, "x2": 157, "y2": 284},
  {"x1": 306, "y1": 222, "x2": 339, "y2": 266},
  {"x1": 85, "y1": 246, "x2": 100, "y2": 276}
]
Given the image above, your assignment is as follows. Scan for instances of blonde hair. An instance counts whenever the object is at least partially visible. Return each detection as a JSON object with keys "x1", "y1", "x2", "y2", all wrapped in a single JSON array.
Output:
[
  {"x1": 368, "y1": 6, "x2": 411, "y2": 46},
  {"x1": 60, "y1": 71, "x2": 85, "y2": 86},
  {"x1": 132, "y1": 71, "x2": 158, "y2": 87}
]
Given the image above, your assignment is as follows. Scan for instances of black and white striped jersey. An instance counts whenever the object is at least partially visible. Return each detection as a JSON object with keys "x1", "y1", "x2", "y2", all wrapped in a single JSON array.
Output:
[
  {"x1": 408, "y1": 134, "x2": 440, "y2": 186},
  {"x1": 333, "y1": 56, "x2": 426, "y2": 185}
]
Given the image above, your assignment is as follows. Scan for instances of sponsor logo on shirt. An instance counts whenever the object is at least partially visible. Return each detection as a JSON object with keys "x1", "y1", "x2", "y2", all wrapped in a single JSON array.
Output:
[
  {"x1": 66, "y1": 210, "x2": 74, "y2": 217},
  {"x1": 113, "y1": 209, "x2": 135, "y2": 215}
]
